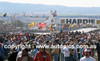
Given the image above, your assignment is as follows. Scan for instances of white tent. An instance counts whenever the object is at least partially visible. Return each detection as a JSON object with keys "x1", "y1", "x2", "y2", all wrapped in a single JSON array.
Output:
[{"x1": 71, "y1": 28, "x2": 100, "y2": 33}]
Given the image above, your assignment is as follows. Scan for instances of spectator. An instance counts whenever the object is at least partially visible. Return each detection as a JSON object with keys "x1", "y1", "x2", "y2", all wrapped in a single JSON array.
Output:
[
  {"x1": 16, "y1": 48, "x2": 33, "y2": 61},
  {"x1": 62, "y1": 44, "x2": 70, "y2": 61},
  {"x1": 32, "y1": 45, "x2": 38, "y2": 58},
  {"x1": 77, "y1": 42, "x2": 83, "y2": 59},
  {"x1": 51, "y1": 40, "x2": 59, "y2": 61},
  {"x1": 96, "y1": 39, "x2": 100, "y2": 61},
  {"x1": 0, "y1": 36, "x2": 3, "y2": 43},
  {"x1": 34, "y1": 47, "x2": 51, "y2": 61},
  {"x1": 80, "y1": 49, "x2": 95, "y2": 61},
  {"x1": 8, "y1": 48, "x2": 18, "y2": 61},
  {"x1": 0, "y1": 42, "x2": 5, "y2": 61}
]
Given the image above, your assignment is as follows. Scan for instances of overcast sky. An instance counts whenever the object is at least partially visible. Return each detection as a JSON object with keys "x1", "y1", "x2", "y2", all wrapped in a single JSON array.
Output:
[{"x1": 0, "y1": 0, "x2": 100, "y2": 7}]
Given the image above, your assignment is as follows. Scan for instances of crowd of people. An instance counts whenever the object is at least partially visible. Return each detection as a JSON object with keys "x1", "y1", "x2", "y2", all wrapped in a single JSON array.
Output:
[{"x1": 0, "y1": 31, "x2": 100, "y2": 61}]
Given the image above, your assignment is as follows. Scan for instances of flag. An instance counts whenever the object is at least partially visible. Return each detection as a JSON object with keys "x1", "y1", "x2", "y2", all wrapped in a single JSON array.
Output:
[
  {"x1": 48, "y1": 24, "x2": 52, "y2": 29},
  {"x1": 28, "y1": 22, "x2": 34, "y2": 28},
  {"x1": 36, "y1": 23, "x2": 46, "y2": 27},
  {"x1": 78, "y1": 24, "x2": 80, "y2": 28},
  {"x1": 36, "y1": 16, "x2": 38, "y2": 18},
  {"x1": 59, "y1": 25, "x2": 62, "y2": 30},
  {"x1": 50, "y1": 27, "x2": 54, "y2": 31},
  {"x1": 32, "y1": 22, "x2": 34, "y2": 25},
  {"x1": 48, "y1": 24, "x2": 54, "y2": 31},
  {"x1": 41, "y1": 23, "x2": 46, "y2": 27},
  {"x1": 61, "y1": 24, "x2": 65, "y2": 29},
  {"x1": 38, "y1": 26, "x2": 43, "y2": 30},
  {"x1": 12, "y1": 13, "x2": 16, "y2": 20},
  {"x1": 36, "y1": 23, "x2": 41, "y2": 27},
  {"x1": 66, "y1": 24, "x2": 68, "y2": 28},
  {"x1": 71, "y1": 23, "x2": 76, "y2": 28},
  {"x1": 84, "y1": 23, "x2": 87, "y2": 26},
  {"x1": 3, "y1": 13, "x2": 7, "y2": 17},
  {"x1": 32, "y1": 22, "x2": 34, "y2": 27},
  {"x1": 28, "y1": 24, "x2": 33, "y2": 28},
  {"x1": 50, "y1": 10, "x2": 52, "y2": 13},
  {"x1": 68, "y1": 24, "x2": 72, "y2": 29},
  {"x1": 78, "y1": 23, "x2": 83, "y2": 27},
  {"x1": 37, "y1": 23, "x2": 46, "y2": 30}
]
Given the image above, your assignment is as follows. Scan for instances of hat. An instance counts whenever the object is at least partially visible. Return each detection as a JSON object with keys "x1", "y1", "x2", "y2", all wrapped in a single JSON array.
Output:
[{"x1": 84, "y1": 49, "x2": 91, "y2": 52}]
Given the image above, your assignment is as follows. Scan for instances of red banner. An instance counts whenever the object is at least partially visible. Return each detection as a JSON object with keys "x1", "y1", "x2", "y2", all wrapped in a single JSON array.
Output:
[
  {"x1": 36, "y1": 23, "x2": 46, "y2": 27},
  {"x1": 41, "y1": 23, "x2": 46, "y2": 27},
  {"x1": 36, "y1": 23, "x2": 41, "y2": 27}
]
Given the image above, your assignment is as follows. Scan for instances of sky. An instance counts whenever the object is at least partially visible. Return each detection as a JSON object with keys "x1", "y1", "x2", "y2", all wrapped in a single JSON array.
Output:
[{"x1": 0, "y1": 0, "x2": 100, "y2": 7}]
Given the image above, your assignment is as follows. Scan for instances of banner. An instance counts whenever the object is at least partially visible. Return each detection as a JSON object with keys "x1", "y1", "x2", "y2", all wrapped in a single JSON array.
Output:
[
  {"x1": 62, "y1": 19, "x2": 95, "y2": 24},
  {"x1": 36, "y1": 23, "x2": 46, "y2": 29},
  {"x1": 36, "y1": 23, "x2": 46, "y2": 27}
]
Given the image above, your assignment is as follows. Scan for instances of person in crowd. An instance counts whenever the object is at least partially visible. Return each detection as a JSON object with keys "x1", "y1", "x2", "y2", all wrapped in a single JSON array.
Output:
[
  {"x1": 45, "y1": 41, "x2": 53, "y2": 61},
  {"x1": 69, "y1": 42, "x2": 77, "y2": 61},
  {"x1": 82, "y1": 42, "x2": 92, "y2": 56},
  {"x1": 80, "y1": 49, "x2": 95, "y2": 61},
  {"x1": 16, "y1": 47, "x2": 32, "y2": 59},
  {"x1": 51, "y1": 40, "x2": 59, "y2": 61},
  {"x1": 0, "y1": 36, "x2": 4, "y2": 43},
  {"x1": 0, "y1": 42, "x2": 5, "y2": 61},
  {"x1": 96, "y1": 39, "x2": 100, "y2": 61},
  {"x1": 16, "y1": 48, "x2": 34, "y2": 61},
  {"x1": 4, "y1": 39, "x2": 10, "y2": 59},
  {"x1": 60, "y1": 41, "x2": 64, "y2": 61},
  {"x1": 32, "y1": 45, "x2": 38, "y2": 58},
  {"x1": 77, "y1": 42, "x2": 83, "y2": 59},
  {"x1": 61, "y1": 42, "x2": 71, "y2": 61},
  {"x1": 34, "y1": 47, "x2": 51, "y2": 61},
  {"x1": 8, "y1": 48, "x2": 18, "y2": 61}
]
